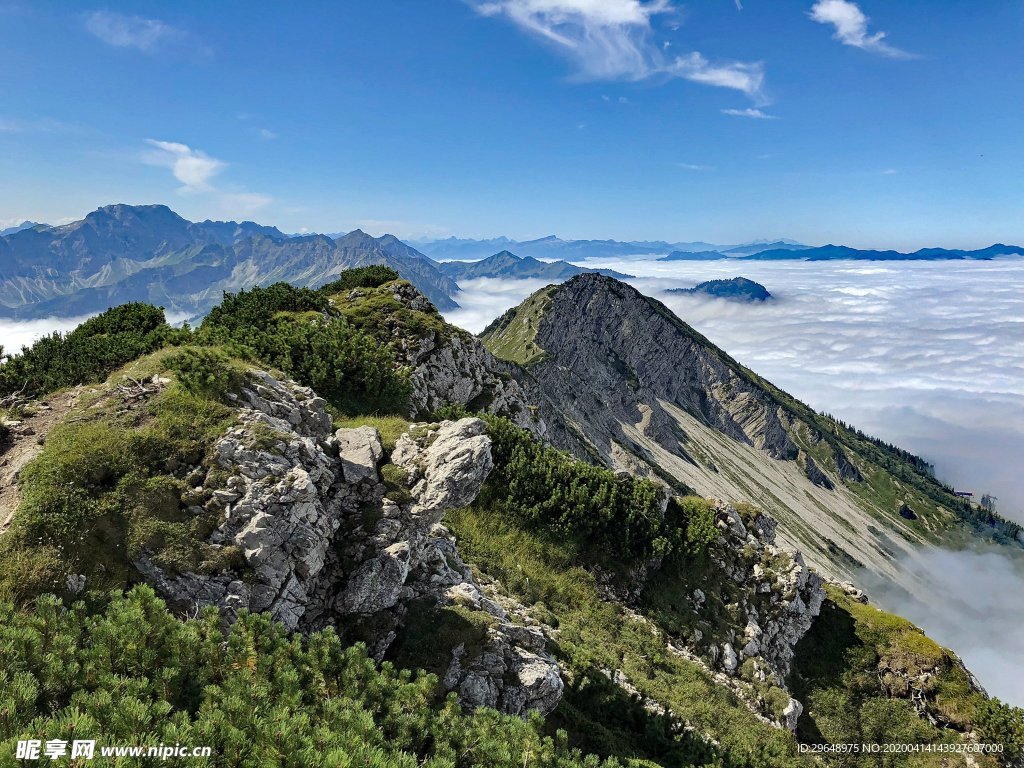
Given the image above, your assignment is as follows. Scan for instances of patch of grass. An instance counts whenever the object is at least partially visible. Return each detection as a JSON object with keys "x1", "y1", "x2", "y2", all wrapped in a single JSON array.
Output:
[
  {"x1": 380, "y1": 462, "x2": 413, "y2": 504},
  {"x1": 789, "y1": 586, "x2": 1004, "y2": 766},
  {"x1": 0, "y1": 356, "x2": 237, "y2": 603},
  {"x1": 480, "y1": 285, "x2": 559, "y2": 366},
  {"x1": 446, "y1": 504, "x2": 810, "y2": 768},
  {"x1": 388, "y1": 597, "x2": 497, "y2": 678},
  {"x1": 328, "y1": 280, "x2": 449, "y2": 343}
]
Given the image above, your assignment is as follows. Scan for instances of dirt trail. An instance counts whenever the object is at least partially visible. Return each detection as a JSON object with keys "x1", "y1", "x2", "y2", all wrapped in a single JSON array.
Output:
[{"x1": 0, "y1": 390, "x2": 78, "y2": 534}]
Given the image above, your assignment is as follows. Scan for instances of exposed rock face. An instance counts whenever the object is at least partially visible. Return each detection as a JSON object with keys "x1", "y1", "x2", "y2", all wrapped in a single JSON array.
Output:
[
  {"x1": 137, "y1": 371, "x2": 346, "y2": 630},
  {"x1": 694, "y1": 502, "x2": 825, "y2": 686},
  {"x1": 381, "y1": 282, "x2": 546, "y2": 436},
  {"x1": 135, "y1": 370, "x2": 562, "y2": 717},
  {"x1": 488, "y1": 274, "x2": 800, "y2": 466}
]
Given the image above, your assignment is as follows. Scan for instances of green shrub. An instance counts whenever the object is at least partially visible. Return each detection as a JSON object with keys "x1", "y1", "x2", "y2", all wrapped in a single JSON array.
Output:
[
  {"x1": 319, "y1": 265, "x2": 401, "y2": 293},
  {"x1": 976, "y1": 698, "x2": 1024, "y2": 759},
  {"x1": 479, "y1": 416, "x2": 712, "y2": 563},
  {"x1": 0, "y1": 586, "x2": 621, "y2": 768},
  {"x1": 166, "y1": 346, "x2": 242, "y2": 398},
  {"x1": 0, "y1": 303, "x2": 183, "y2": 398},
  {"x1": 198, "y1": 284, "x2": 410, "y2": 415}
]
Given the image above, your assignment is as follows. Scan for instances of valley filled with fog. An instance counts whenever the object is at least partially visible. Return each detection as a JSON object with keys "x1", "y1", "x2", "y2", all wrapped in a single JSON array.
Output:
[
  {"x1": 448, "y1": 256, "x2": 1024, "y2": 522},
  {"x1": 445, "y1": 255, "x2": 1024, "y2": 704}
]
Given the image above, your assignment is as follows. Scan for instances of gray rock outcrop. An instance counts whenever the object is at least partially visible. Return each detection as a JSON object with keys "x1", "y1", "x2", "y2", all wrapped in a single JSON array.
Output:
[{"x1": 135, "y1": 370, "x2": 563, "y2": 717}]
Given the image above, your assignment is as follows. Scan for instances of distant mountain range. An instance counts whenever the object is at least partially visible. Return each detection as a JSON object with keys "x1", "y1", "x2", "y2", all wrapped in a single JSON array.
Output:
[
  {"x1": 414, "y1": 235, "x2": 806, "y2": 261},
  {"x1": 3, "y1": 205, "x2": 1021, "y2": 323},
  {"x1": 743, "y1": 243, "x2": 1024, "y2": 261},
  {"x1": 0, "y1": 204, "x2": 459, "y2": 320},
  {"x1": 0, "y1": 221, "x2": 46, "y2": 237},
  {"x1": 437, "y1": 250, "x2": 633, "y2": 281}
]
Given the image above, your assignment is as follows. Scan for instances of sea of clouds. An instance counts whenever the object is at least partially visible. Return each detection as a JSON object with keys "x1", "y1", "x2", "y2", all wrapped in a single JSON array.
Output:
[
  {"x1": 445, "y1": 256, "x2": 1024, "y2": 705},
  {"x1": 449, "y1": 257, "x2": 1024, "y2": 521}
]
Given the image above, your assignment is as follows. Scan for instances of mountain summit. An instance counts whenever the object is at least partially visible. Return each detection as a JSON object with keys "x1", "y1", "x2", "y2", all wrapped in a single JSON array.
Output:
[
  {"x1": 438, "y1": 250, "x2": 633, "y2": 281},
  {"x1": 482, "y1": 274, "x2": 1020, "y2": 591}
]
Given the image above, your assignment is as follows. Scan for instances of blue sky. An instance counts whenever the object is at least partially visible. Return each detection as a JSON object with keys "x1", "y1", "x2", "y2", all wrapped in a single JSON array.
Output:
[{"x1": 1, "y1": 0, "x2": 1022, "y2": 249}]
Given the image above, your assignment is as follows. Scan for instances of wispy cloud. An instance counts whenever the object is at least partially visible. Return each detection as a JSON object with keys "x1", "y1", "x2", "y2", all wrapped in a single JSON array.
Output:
[
  {"x1": 85, "y1": 10, "x2": 208, "y2": 57},
  {"x1": 143, "y1": 139, "x2": 225, "y2": 193},
  {"x1": 722, "y1": 107, "x2": 777, "y2": 119},
  {"x1": 258, "y1": 128, "x2": 278, "y2": 140},
  {"x1": 141, "y1": 139, "x2": 272, "y2": 216},
  {"x1": 470, "y1": 0, "x2": 766, "y2": 99},
  {"x1": 678, "y1": 162, "x2": 715, "y2": 171},
  {"x1": 0, "y1": 116, "x2": 82, "y2": 134},
  {"x1": 809, "y1": 0, "x2": 914, "y2": 58}
]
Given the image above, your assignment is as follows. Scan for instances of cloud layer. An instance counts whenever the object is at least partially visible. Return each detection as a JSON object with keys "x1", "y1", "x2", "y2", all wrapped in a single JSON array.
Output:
[
  {"x1": 861, "y1": 544, "x2": 1024, "y2": 706},
  {"x1": 471, "y1": 0, "x2": 765, "y2": 98},
  {"x1": 809, "y1": 0, "x2": 913, "y2": 58},
  {"x1": 85, "y1": 10, "x2": 187, "y2": 54},
  {"x1": 445, "y1": 256, "x2": 1024, "y2": 521}
]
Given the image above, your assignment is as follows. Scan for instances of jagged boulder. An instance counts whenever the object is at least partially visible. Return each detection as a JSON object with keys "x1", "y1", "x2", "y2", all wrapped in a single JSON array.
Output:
[
  {"x1": 138, "y1": 372, "x2": 347, "y2": 630},
  {"x1": 336, "y1": 426, "x2": 383, "y2": 483},
  {"x1": 392, "y1": 417, "x2": 494, "y2": 517},
  {"x1": 702, "y1": 502, "x2": 825, "y2": 686}
]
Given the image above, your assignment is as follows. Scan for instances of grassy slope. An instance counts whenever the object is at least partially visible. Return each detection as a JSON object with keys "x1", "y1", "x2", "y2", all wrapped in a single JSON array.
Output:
[
  {"x1": 480, "y1": 284, "x2": 560, "y2": 366},
  {"x1": 789, "y1": 585, "x2": 1010, "y2": 768},
  {"x1": 0, "y1": 349, "x2": 243, "y2": 602},
  {"x1": 447, "y1": 504, "x2": 810, "y2": 768}
]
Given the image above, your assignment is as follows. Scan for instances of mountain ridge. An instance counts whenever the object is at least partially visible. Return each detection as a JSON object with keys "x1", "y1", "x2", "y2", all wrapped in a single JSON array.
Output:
[
  {"x1": 438, "y1": 250, "x2": 634, "y2": 281},
  {"x1": 0, "y1": 204, "x2": 460, "y2": 319},
  {"x1": 481, "y1": 274, "x2": 1023, "y2": 593}
]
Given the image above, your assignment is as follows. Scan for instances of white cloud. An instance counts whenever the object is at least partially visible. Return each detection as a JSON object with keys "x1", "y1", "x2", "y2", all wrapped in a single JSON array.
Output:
[
  {"x1": 470, "y1": 0, "x2": 766, "y2": 99},
  {"x1": 809, "y1": 0, "x2": 913, "y2": 58},
  {"x1": 258, "y1": 128, "x2": 278, "y2": 140},
  {"x1": 677, "y1": 162, "x2": 714, "y2": 171},
  {"x1": 140, "y1": 139, "x2": 272, "y2": 216},
  {"x1": 722, "y1": 107, "x2": 777, "y2": 119},
  {"x1": 143, "y1": 139, "x2": 225, "y2": 193},
  {"x1": 85, "y1": 10, "x2": 186, "y2": 54}
]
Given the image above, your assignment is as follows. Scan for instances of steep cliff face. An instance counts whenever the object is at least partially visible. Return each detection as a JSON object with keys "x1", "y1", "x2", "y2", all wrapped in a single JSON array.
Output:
[
  {"x1": 137, "y1": 368, "x2": 563, "y2": 717},
  {"x1": 480, "y1": 274, "x2": 1011, "y2": 593}
]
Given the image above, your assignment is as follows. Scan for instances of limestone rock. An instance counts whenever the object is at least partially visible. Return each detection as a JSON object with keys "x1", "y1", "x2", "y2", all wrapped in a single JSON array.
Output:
[
  {"x1": 392, "y1": 418, "x2": 494, "y2": 519},
  {"x1": 336, "y1": 426, "x2": 383, "y2": 483}
]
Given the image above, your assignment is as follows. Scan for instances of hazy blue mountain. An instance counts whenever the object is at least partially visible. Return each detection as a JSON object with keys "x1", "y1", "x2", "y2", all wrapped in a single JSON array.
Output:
[
  {"x1": 744, "y1": 243, "x2": 1024, "y2": 261},
  {"x1": 666, "y1": 276, "x2": 773, "y2": 301},
  {"x1": 657, "y1": 250, "x2": 730, "y2": 261},
  {"x1": 438, "y1": 250, "x2": 634, "y2": 281},
  {"x1": 0, "y1": 221, "x2": 47, "y2": 237},
  {"x1": 0, "y1": 204, "x2": 460, "y2": 319},
  {"x1": 408, "y1": 236, "x2": 517, "y2": 261},
  {"x1": 722, "y1": 240, "x2": 812, "y2": 256},
  {"x1": 415, "y1": 234, "x2": 809, "y2": 261}
]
